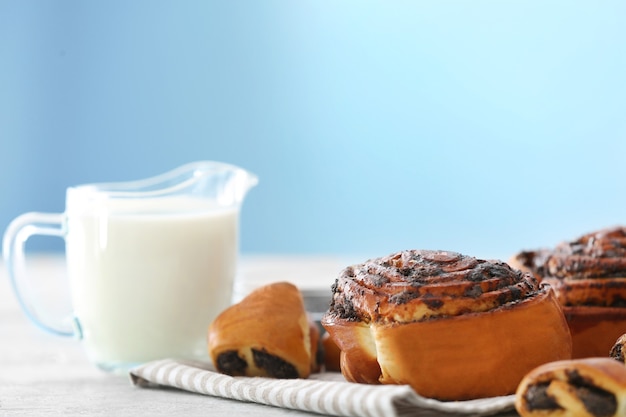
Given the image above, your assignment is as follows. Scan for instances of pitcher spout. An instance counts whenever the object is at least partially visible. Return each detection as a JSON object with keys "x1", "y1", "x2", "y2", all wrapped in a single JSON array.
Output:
[
  {"x1": 67, "y1": 161, "x2": 258, "y2": 212},
  {"x1": 187, "y1": 161, "x2": 259, "y2": 207}
]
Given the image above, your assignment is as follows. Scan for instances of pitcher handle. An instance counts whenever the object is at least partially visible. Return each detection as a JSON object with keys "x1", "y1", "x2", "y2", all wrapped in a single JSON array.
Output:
[{"x1": 2, "y1": 212, "x2": 75, "y2": 337}]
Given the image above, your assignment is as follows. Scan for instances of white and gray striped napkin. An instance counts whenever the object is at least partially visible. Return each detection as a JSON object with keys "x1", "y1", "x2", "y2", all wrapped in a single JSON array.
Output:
[{"x1": 129, "y1": 359, "x2": 517, "y2": 417}]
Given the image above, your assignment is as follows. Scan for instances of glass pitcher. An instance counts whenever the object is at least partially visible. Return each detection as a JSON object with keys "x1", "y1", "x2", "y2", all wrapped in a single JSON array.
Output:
[{"x1": 3, "y1": 161, "x2": 258, "y2": 373}]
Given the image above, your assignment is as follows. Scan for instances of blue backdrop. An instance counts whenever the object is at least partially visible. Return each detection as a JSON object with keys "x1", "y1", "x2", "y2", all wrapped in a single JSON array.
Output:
[{"x1": 2, "y1": 1, "x2": 626, "y2": 262}]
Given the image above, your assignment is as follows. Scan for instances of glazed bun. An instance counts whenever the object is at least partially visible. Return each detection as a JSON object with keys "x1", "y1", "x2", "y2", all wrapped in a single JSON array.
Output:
[
  {"x1": 321, "y1": 249, "x2": 572, "y2": 400},
  {"x1": 511, "y1": 226, "x2": 626, "y2": 358}
]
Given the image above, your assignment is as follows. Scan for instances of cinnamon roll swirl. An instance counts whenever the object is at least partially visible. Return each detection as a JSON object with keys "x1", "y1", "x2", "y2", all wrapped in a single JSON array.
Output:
[
  {"x1": 321, "y1": 249, "x2": 572, "y2": 400},
  {"x1": 511, "y1": 226, "x2": 626, "y2": 358}
]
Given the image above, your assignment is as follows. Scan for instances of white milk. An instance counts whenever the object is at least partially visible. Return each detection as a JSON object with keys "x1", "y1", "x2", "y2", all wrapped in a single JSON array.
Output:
[{"x1": 65, "y1": 197, "x2": 238, "y2": 370}]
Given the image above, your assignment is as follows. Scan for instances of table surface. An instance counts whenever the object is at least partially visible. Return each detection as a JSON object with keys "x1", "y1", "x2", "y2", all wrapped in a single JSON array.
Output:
[{"x1": 0, "y1": 254, "x2": 350, "y2": 417}]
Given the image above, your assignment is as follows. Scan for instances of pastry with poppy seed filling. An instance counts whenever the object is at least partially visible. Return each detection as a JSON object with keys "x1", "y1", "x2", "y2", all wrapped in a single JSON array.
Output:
[
  {"x1": 511, "y1": 226, "x2": 626, "y2": 358},
  {"x1": 208, "y1": 282, "x2": 320, "y2": 379},
  {"x1": 610, "y1": 334, "x2": 626, "y2": 364},
  {"x1": 321, "y1": 249, "x2": 572, "y2": 400},
  {"x1": 515, "y1": 358, "x2": 626, "y2": 417}
]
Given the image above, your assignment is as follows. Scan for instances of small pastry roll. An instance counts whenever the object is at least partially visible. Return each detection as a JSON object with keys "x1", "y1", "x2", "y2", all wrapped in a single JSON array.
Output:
[
  {"x1": 515, "y1": 358, "x2": 626, "y2": 417},
  {"x1": 610, "y1": 334, "x2": 626, "y2": 364},
  {"x1": 511, "y1": 227, "x2": 626, "y2": 358},
  {"x1": 322, "y1": 249, "x2": 572, "y2": 400},
  {"x1": 208, "y1": 282, "x2": 315, "y2": 379}
]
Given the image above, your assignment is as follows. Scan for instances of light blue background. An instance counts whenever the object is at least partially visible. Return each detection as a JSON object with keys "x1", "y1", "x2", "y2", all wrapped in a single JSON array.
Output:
[{"x1": 1, "y1": 1, "x2": 625, "y2": 262}]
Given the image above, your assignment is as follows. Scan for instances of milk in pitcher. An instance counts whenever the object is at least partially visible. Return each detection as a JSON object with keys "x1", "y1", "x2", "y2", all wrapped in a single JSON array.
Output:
[{"x1": 66, "y1": 196, "x2": 238, "y2": 370}]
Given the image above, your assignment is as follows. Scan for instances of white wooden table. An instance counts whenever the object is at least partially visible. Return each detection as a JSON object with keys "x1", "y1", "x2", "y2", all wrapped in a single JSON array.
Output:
[{"x1": 0, "y1": 254, "x2": 348, "y2": 417}]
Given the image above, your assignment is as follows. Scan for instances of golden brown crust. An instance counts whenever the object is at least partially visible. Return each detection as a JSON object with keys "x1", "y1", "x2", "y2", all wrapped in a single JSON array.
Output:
[
  {"x1": 326, "y1": 320, "x2": 381, "y2": 384},
  {"x1": 322, "y1": 249, "x2": 572, "y2": 400},
  {"x1": 308, "y1": 321, "x2": 321, "y2": 374},
  {"x1": 515, "y1": 358, "x2": 626, "y2": 417},
  {"x1": 513, "y1": 227, "x2": 626, "y2": 358},
  {"x1": 208, "y1": 282, "x2": 313, "y2": 379},
  {"x1": 321, "y1": 332, "x2": 341, "y2": 372},
  {"x1": 563, "y1": 306, "x2": 626, "y2": 359}
]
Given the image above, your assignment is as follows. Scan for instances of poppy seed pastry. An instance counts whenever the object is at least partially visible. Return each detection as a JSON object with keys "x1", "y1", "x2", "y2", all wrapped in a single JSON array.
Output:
[
  {"x1": 511, "y1": 226, "x2": 626, "y2": 358},
  {"x1": 208, "y1": 282, "x2": 319, "y2": 379},
  {"x1": 515, "y1": 358, "x2": 626, "y2": 417},
  {"x1": 610, "y1": 334, "x2": 626, "y2": 364},
  {"x1": 321, "y1": 249, "x2": 572, "y2": 400}
]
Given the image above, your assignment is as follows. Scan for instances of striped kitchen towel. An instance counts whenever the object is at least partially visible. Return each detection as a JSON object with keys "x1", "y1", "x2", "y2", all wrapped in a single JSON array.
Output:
[{"x1": 129, "y1": 359, "x2": 517, "y2": 417}]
